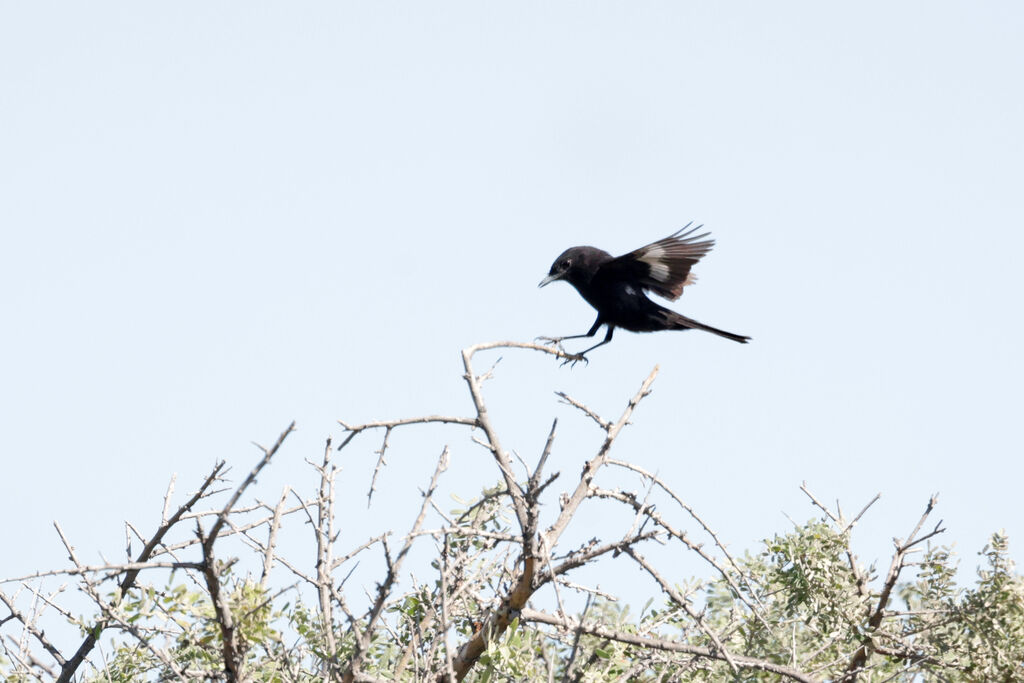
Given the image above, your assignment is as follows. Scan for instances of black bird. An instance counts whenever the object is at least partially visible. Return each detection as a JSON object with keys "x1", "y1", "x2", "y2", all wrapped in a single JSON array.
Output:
[{"x1": 538, "y1": 224, "x2": 750, "y2": 361}]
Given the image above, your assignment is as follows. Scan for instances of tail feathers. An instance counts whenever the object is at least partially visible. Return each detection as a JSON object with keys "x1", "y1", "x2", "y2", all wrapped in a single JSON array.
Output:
[{"x1": 666, "y1": 311, "x2": 751, "y2": 344}]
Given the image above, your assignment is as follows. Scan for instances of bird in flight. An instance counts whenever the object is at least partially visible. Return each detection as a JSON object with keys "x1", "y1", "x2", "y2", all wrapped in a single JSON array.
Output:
[{"x1": 538, "y1": 223, "x2": 750, "y2": 363}]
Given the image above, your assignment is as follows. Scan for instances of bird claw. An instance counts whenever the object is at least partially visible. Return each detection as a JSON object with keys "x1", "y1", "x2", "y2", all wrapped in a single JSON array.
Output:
[
  {"x1": 537, "y1": 337, "x2": 588, "y2": 367},
  {"x1": 560, "y1": 353, "x2": 589, "y2": 368},
  {"x1": 536, "y1": 335, "x2": 566, "y2": 350}
]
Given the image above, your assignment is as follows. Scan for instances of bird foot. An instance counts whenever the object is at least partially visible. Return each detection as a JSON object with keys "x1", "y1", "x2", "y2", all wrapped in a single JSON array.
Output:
[
  {"x1": 560, "y1": 352, "x2": 589, "y2": 368},
  {"x1": 536, "y1": 335, "x2": 566, "y2": 348},
  {"x1": 536, "y1": 337, "x2": 589, "y2": 367}
]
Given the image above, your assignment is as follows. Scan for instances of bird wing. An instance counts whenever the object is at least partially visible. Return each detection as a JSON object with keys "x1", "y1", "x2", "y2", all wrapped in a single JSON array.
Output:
[{"x1": 600, "y1": 223, "x2": 714, "y2": 301}]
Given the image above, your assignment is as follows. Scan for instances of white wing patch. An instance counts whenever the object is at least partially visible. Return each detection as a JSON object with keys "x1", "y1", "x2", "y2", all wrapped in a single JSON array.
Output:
[
  {"x1": 638, "y1": 246, "x2": 671, "y2": 282},
  {"x1": 648, "y1": 262, "x2": 670, "y2": 282}
]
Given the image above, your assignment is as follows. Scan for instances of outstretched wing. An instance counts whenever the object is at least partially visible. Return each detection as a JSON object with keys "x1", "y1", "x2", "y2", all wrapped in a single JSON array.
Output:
[{"x1": 600, "y1": 223, "x2": 714, "y2": 300}]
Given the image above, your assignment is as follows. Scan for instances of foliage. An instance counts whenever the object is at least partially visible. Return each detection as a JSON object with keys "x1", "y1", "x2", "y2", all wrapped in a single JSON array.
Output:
[{"x1": 32, "y1": 521, "x2": 1018, "y2": 682}]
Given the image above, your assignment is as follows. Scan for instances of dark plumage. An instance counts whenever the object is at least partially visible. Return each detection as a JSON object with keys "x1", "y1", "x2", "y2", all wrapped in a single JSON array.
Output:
[{"x1": 538, "y1": 224, "x2": 750, "y2": 361}]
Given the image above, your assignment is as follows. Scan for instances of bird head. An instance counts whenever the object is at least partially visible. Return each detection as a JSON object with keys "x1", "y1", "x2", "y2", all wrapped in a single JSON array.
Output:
[{"x1": 538, "y1": 246, "x2": 608, "y2": 288}]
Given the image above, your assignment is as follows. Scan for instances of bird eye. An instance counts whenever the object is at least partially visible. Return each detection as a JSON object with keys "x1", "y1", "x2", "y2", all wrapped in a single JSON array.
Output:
[{"x1": 564, "y1": 259, "x2": 572, "y2": 268}]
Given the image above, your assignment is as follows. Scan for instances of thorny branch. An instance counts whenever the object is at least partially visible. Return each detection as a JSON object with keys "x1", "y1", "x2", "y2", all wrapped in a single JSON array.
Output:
[
  {"x1": 52, "y1": 459, "x2": 232, "y2": 683},
  {"x1": 342, "y1": 446, "x2": 451, "y2": 683},
  {"x1": 0, "y1": 342, "x2": 983, "y2": 683},
  {"x1": 841, "y1": 494, "x2": 945, "y2": 682},
  {"x1": 521, "y1": 607, "x2": 822, "y2": 683}
]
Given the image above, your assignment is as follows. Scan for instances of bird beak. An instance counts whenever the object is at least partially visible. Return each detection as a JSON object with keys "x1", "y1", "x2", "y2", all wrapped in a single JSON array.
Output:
[{"x1": 538, "y1": 273, "x2": 561, "y2": 288}]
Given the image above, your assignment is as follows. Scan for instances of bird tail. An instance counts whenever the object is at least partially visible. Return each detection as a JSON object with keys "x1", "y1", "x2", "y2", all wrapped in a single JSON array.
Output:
[{"x1": 664, "y1": 311, "x2": 751, "y2": 344}]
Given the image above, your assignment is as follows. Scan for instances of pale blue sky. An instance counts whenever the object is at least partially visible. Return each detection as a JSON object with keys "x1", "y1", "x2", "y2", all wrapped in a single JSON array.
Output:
[{"x1": 2, "y1": 1, "x2": 1022, "y2": 609}]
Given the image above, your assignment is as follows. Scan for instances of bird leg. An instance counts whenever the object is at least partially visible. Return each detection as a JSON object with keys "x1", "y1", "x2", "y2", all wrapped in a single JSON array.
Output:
[
  {"x1": 574, "y1": 325, "x2": 615, "y2": 358},
  {"x1": 558, "y1": 324, "x2": 615, "y2": 367},
  {"x1": 537, "y1": 317, "x2": 602, "y2": 348}
]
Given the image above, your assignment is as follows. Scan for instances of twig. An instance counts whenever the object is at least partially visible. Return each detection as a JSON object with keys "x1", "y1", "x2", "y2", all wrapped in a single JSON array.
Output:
[
  {"x1": 0, "y1": 590, "x2": 66, "y2": 667},
  {"x1": 561, "y1": 593, "x2": 595, "y2": 683},
  {"x1": 314, "y1": 437, "x2": 340, "y2": 679},
  {"x1": 544, "y1": 366, "x2": 659, "y2": 547},
  {"x1": 555, "y1": 392, "x2": 610, "y2": 431},
  {"x1": 260, "y1": 486, "x2": 291, "y2": 589},
  {"x1": 626, "y1": 547, "x2": 739, "y2": 674}
]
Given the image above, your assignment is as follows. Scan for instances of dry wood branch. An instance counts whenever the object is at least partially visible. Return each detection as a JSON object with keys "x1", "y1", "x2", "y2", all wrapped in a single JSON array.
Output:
[
  {"x1": 198, "y1": 519, "x2": 244, "y2": 682},
  {"x1": 54, "y1": 522, "x2": 188, "y2": 682},
  {"x1": 91, "y1": 596, "x2": 189, "y2": 682},
  {"x1": 331, "y1": 534, "x2": 390, "y2": 571},
  {"x1": 339, "y1": 415, "x2": 479, "y2": 434},
  {"x1": 313, "y1": 437, "x2": 341, "y2": 679},
  {"x1": 260, "y1": 487, "x2": 291, "y2": 589},
  {"x1": 439, "y1": 534, "x2": 457, "y2": 683},
  {"x1": 588, "y1": 486, "x2": 748, "y2": 597},
  {"x1": 842, "y1": 494, "x2": 945, "y2": 682},
  {"x1": 342, "y1": 446, "x2": 450, "y2": 683},
  {"x1": 366, "y1": 426, "x2": 391, "y2": 507},
  {"x1": 160, "y1": 474, "x2": 177, "y2": 525},
  {"x1": 800, "y1": 483, "x2": 879, "y2": 607},
  {"x1": 190, "y1": 423, "x2": 296, "y2": 683},
  {"x1": 541, "y1": 531, "x2": 662, "y2": 581},
  {"x1": 0, "y1": 590, "x2": 66, "y2": 668},
  {"x1": 206, "y1": 422, "x2": 296, "y2": 551},
  {"x1": 463, "y1": 339, "x2": 589, "y2": 364},
  {"x1": 550, "y1": 577, "x2": 618, "y2": 601},
  {"x1": 460, "y1": 345, "x2": 532, "y2": 535},
  {"x1": 842, "y1": 493, "x2": 881, "y2": 534},
  {"x1": 522, "y1": 608, "x2": 822, "y2": 683},
  {"x1": 605, "y1": 458, "x2": 774, "y2": 629},
  {"x1": 529, "y1": 418, "x2": 558, "y2": 500},
  {"x1": 55, "y1": 460, "x2": 229, "y2": 683},
  {"x1": 150, "y1": 502, "x2": 308, "y2": 559},
  {"x1": 544, "y1": 366, "x2": 659, "y2": 548},
  {"x1": 8, "y1": 342, "x2": 927, "y2": 683},
  {"x1": 625, "y1": 547, "x2": 739, "y2": 674},
  {"x1": 555, "y1": 391, "x2": 610, "y2": 431},
  {"x1": 2, "y1": 561, "x2": 205, "y2": 584},
  {"x1": 337, "y1": 414, "x2": 477, "y2": 458},
  {"x1": 393, "y1": 488, "x2": 510, "y2": 681},
  {"x1": 561, "y1": 593, "x2": 595, "y2": 683},
  {"x1": 444, "y1": 353, "x2": 660, "y2": 682}
]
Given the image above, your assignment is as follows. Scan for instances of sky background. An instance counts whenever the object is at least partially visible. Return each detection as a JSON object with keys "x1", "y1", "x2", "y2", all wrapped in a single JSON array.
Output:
[{"x1": 2, "y1": 0, "x2": 1023, "y2": 631}]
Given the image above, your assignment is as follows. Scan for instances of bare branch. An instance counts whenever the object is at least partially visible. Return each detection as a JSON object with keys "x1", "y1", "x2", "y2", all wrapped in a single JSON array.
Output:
[
  {"x1": 337, "y1": 414, "x2": 478, "y2": 459},
  {"x1": 0, "y1": 590, "x2": 66, "y2": 667},
  {"x1": 625, "y1": 547, "x2": 739, "y2": 674},
  {"x1": 339, "y1": 415, "x2": 479, "y2": 433},
  {"x1": 3, "y1": 561, "x2": 205, "y2": 584},
  {"x1": 561, "y1": 593, "x2": 595, "y2": 683},
  {"x1": 343, "y1": 446, "x2": 449, "y2": 683},
  {"x1": 197, "y1": 518, "x2": 244, "y2": 682},
  {"x1": 56, "y1": 460, "x2": 229, "y2": 683},
  {"x1": 463, "y1": 339, "x2": 589, "y2": 364},
  {"x1": 800, "y1": 481, "x2": 840, "y2": 523},
  {"x1": 842, "y1": 492, "x2": 881, "y2": 534},
  {"x1": 605, "y1": 458, "x2": 773, "y2": 628},
  {"x1": 260, "y1": 486, "x2": 291, "y2": 589},
  {"x1": 206, "y1": 422, "x2": 296, "y2": 550},
  {"x1": 544, "y1": 366, "x2": 659, "y2": 548},
  {"x1": 555, "y1": 391, "x2": 610, "y2": 431},
  {"x1": 522, "y1": 608, "x2": 822, "y2": 683},
  {"x1": 843, "y1": 494, "x2": 945, "y2": 681},
  {"x1": 313, "y1": 437, "x2": 340, "y2": 679},
  {"x1": 460, "y1": 345, "x2": 531, "y2": 535}
]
